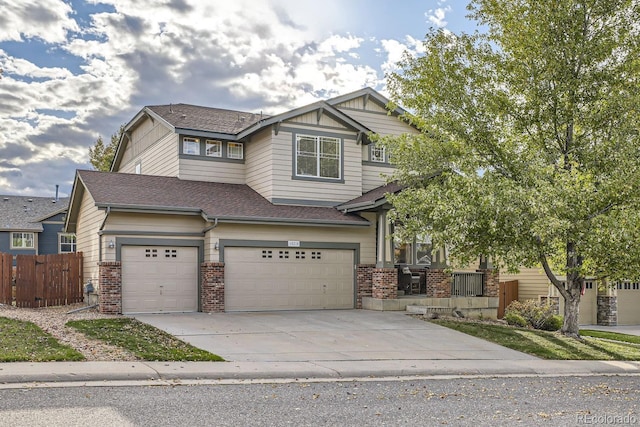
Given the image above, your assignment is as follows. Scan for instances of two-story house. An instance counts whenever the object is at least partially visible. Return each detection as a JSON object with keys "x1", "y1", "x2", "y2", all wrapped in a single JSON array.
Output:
[
  {"x1": 65, "y1": 87, "x2": 432, "y2": 315},
  {"x1": 0, "y1": 193, "x2": 75, "y2": 258}
]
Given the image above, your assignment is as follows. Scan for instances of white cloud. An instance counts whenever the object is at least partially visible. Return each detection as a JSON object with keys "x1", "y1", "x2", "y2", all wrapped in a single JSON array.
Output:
[
  {"x1": 380, "y1": 36, "x2": 425, "y2": 75},
  {"x1": 0, "y1": 0, "x2": 79, "y2": 43},
  {"x1": 426, "y1": 6, "x2": 452, "y2": 28}
]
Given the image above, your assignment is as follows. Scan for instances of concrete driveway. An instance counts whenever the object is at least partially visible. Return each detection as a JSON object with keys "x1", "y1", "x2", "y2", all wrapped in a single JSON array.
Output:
[{"x1": 134, "y1": 310, "x2": 536, "y2": 362}]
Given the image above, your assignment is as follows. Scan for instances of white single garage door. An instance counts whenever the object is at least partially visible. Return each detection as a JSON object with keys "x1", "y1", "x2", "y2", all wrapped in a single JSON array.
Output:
[
  {"x1": 121, "y1": 246, "x2": 198, "y2": 314},
  {"x1": 225, "y1": 247, "x2": 354, "y2": 311}
]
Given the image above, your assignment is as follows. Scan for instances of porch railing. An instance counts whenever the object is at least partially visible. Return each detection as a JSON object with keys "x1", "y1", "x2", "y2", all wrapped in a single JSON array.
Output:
[{"x1": 451, "y1": 272, "x2": 484, "y2": 297}]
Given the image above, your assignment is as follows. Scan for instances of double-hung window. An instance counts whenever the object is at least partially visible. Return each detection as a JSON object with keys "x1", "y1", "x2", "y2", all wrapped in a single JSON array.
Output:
[
  {"x1": 227, "y1": 142, "x2": 244, "y2": 159},
  {"x1": 295, "y1": 134, "x2": 341, "y2": 179},
  {"x1": 59, "y1": 233, "x2": 76, "y2": 253},
  {"x1": 12, "y1": 232, "x2": 34, "y2": 249}
]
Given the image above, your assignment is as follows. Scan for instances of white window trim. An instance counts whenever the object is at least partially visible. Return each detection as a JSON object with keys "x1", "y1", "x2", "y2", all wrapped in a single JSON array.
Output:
[
  {"x1": 227, "y1": 142, "x2": 243, "y2": 159},
  {"x1": 11, "y1": 232, "x2": 35, "y2": 249},
  {"x1": 205, "y1": 140, "x2": 222, "y2": 157},
  {"x1": 295, "y1": 134, "x2": 342, "y2": 179},
  {"x1": 135, "y1": 161, "x2": 142, "y2": 174},
  {"x1": 59, "y1": 233, "x2": 76, "y2": 253},
  {"x1": 183, "y1": 137, "x2": 200, "y2": 155}
]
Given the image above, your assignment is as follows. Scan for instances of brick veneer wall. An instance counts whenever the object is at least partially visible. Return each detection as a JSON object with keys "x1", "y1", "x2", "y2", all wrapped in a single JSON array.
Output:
[
  {"x1": 356, "y1": 264, "x2": 374, "y2": 308},
  {"x1": 478, "y1": 269, "x2": 500, "y2": 297},
  {"x1": 597, "y1": 295, "x2": 618, "y2": 326},
  {"x1": 201, "y1": 262, "x2": 225, "y2": 313},
  {"x1": 372, "y1": 268, "x2": 398, "y2": 299},
  {"x1": 426, "y1": 269, "x2": 451, "y2": 298},
  {"x1": 98, "y1": 261, "x2": 122, "y2": 315}
]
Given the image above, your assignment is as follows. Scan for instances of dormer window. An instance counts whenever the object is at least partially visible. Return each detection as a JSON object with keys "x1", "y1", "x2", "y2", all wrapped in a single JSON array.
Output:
[
  {"x1": 227, "y1": 142, "x2": 244, "y2": 159},
  {"x1": 183, "y1": 137, "x2": 200, "y2": 155},
  {"x1": 295, "y1": 134, "x2": 341, "y2": 180},
  {"x1": 206, "y1": 140, "x2": 222, "y2": 157}
]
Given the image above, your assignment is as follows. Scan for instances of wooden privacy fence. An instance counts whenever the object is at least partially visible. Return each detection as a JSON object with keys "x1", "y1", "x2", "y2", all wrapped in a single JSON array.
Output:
[
  {"x1": 12, "y1": 252, "x2": 84, "y2": 308},
  {"x1": 0, "y1": 253, "x2": 12, "y2": 305},
  {"x1": 498, "y1": 280, "x2": 519, "y2": 318}
]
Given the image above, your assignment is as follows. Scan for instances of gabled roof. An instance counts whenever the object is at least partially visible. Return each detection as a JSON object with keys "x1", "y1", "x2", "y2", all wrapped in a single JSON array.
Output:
[
  {"x1": 0, "y1": 195, "x2": 69, "y2": 232},
  {"x1": 66, "y1": 170, "x2": 369, "y2": 232},
  {"x1": 336, "y1": 182, "x2": 403, "y2": 213},
  {"x1": 327, "y1": 87, "x2": 408, "y2": 117}
]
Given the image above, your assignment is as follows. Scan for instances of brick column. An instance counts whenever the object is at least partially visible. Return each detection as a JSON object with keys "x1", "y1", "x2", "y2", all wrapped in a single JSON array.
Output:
[
  {"x1": 426, "y1": 269, "x2": 451, "y2": 298},
  {"x1": 98, "y1": 261, "x2": 122, "y2": 314},
  {"x1": 478, "y1": 268, "x2": 499, "y2": 297},
  {"x1": 356, "y1": 264, "x2": 374, "y2": 308},
  {"x1": 371, "y1": 268, "x2": 397, "y2": 299},
  {"x1": 597, "y1": 286, "x2": 618, "y2": 326},
  {"x1": 201, "y1": 262, "x2": 225, "y2": 313}
]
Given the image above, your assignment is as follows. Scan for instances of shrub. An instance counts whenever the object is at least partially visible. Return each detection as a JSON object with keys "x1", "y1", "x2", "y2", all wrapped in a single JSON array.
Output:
[
  {"x1": 504, "y1": 311, "x2": 528, "y2": 327},
  {"x1": 505, "y1": 300, "x2": 558, "y2": 330},
  {"x1": 540, "y1": 315, "x2": 564, "y2": 331}
]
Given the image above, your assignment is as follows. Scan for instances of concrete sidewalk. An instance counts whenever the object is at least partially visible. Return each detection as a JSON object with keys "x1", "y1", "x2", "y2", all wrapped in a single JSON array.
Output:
[{"x1": 1, "y1": 359, "x2": 639, "y2": 385}]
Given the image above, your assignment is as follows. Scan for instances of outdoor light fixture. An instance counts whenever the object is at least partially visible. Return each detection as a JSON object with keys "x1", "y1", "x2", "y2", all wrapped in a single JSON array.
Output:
[{"x1": 108, "y1": 239, "x2": 115, "y2": 249}]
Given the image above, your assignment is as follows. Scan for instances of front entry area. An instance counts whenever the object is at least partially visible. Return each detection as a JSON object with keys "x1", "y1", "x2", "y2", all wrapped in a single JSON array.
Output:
[
  {"x1": 224, "y1": 247, "x2": 355, "y2": 311},
  {"x1": 121, "y1": 245, "x2": 198, "y2": 314}
]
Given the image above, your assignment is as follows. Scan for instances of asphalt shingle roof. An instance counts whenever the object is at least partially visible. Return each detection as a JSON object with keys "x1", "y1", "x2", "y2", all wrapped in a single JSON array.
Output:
[
  {"x1": 336, "y1": 182, "x2": 402, "y2": 211},
  {"x1": 0, "y1": 195, "x2": 69, "y2": 231},
  {"x1": 77, "y1": 170, "x2": 368, "y2": 226},
  {"x1": 147, "y1": 104, "x2": 268, "y2": 135}
]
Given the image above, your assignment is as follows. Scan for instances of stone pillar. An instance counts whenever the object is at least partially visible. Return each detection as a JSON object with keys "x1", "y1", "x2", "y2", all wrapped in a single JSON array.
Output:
[
  {"x1": 98, "y1": 261, "x2": 122, "y2": 315},
  {"x1": 426, "y1": 269, "x2": 451, "y2": 298},
  {"x1": 371, "y1": 268, "x2": 398, "y2": 299},
  {"x1": 201, "y1": 262, "x2": 225, "y2": 313},
  {"x1": 356, "y1": 264, "x2": 374, "y2": 308},
  {"x1": 478, "y1": 268, "x2": 499, "y2": 297},
  {"x1": 597, "y1": 286, "x2": 618, "y2": 326}
]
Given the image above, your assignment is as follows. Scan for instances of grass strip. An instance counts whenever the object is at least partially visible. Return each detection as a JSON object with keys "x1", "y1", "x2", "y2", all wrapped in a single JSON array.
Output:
[
  {"x1": 580, "y1": 330, "x2": 640, "y2": 345},
  {"x1": 431, "y1": 319, "x2": 640, "y2": 360},
  {"x1": 67, "y1": 318, "x2": 224, "y2": 362},
  {"x1": 0, "y1": 316, "x2": 84, "y2": 362}
]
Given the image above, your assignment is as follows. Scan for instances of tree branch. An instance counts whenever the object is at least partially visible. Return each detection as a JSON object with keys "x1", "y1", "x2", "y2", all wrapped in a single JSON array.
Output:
[{"x1": 540, "y1": 253, "x2": 568, "y2": 300}]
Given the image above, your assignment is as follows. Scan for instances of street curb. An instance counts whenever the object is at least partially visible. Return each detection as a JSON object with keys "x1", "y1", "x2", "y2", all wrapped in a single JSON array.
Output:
[{"x1": 1, "y1": 360, "x2": 639, "y2": 385}]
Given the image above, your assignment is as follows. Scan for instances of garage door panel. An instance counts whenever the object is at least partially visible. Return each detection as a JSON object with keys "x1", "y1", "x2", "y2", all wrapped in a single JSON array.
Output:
[
  {"x1": 122, "y1": 246, "x2": 198, "y2": 314},
  {"x1": 225, "y1": 247, "x2": 354, "y2": 311}
]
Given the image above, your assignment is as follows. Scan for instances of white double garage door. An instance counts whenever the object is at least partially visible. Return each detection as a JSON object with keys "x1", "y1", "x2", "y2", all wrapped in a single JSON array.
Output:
[{"x1": 121, "y1": 245, "x2": 355, "y2": 314}]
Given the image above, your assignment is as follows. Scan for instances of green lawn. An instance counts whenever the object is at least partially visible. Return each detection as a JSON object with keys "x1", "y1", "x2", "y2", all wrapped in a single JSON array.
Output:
[
  {"x1": 67, "y1": 318, "x2": 224, "y2": 361},
  {"x1": 0, "y1": 317, "x2": 84, "y2": 362},
  {"x1": 431, "y1": 319, "x2": 640, "y2": 360}
]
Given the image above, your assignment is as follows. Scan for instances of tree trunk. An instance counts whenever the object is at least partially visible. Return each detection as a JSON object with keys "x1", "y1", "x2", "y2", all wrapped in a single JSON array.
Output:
[{"x1": 561, "y1": 279, "x2": 582, "y2": 338}]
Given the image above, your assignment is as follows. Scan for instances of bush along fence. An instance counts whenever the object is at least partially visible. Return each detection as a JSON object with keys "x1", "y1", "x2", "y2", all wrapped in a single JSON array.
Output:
[{"x1": 0, "y1": 252, "x2": 84, "y2": 308}]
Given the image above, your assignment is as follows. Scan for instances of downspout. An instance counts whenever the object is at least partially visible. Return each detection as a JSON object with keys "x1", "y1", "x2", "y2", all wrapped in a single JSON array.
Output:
[{"x1": 98, "y1": 206, "x2": 111, "y2": 263}]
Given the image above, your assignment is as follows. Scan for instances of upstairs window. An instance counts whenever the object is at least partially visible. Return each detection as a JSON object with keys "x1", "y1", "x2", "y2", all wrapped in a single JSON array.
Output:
[
  {"x1": 370, "y1": 145, "x2": 386, "y2": 163},
  {"x1": 227, "y1": 142, "x2": 244, "y2": 159},
  {"x1": 59, "y1": 233, "x2": 76, "y2": 253},
  {"x1": 206, "y1": 140, "x2": 222, "y2": 157},
  {"x1": 295, "y1": 134, "x2": 341, "y2": 179},
  {"x1": 183, "y1": 137, "x2": 200, "y2": 155},
  {"x1": 12, "y1": 232, "x2": 34, "y2": 249}
]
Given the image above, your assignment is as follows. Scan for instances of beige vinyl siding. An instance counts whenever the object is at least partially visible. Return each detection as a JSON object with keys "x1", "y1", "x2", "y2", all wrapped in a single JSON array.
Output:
[
  {"x1": 362, "y1": 164, "x2": 394, "y2": 192},
  {"x1": 75, "y1": 189, "x2": 105, "y2": 287},
  {"x1": 119, "y1": 131, "x2": 179, "y2": 177},
  {"x1": 269, "y1": 126, "x2": 363, "y2": 204},
  {"x1": 343, "y1": 109, "x2": 418, "y2": 137},
  {"x1": 500, "y1": 267, "x2": 550, "y2": 301},
  {"x1": 245, "y1": 128, "x2": 274, "y2": 199},
  {"x1": 178, "y1": 158, "x2": 245, "y2": 184},
  {"x1": 204, "y1": 212, "x2": 376, "y2": 263},
  {"x1": 287, "y1": 111, "x2": 347, "y2": 128},
  {"x1": 334, "y1": 98, "x2": 388, "y2": 113},
  {"x1": 118, "y1": 117, "x2": 177, "y2": 175}
]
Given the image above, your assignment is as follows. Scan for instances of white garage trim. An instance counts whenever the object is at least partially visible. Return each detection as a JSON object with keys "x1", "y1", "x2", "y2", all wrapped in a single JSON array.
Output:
[{"x1": 220, "y1": 240, "x2": 359, "y2": 312}]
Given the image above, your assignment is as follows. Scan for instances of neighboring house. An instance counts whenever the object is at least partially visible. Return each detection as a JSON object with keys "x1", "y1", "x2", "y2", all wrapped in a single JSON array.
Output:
[
  {"x1": 0, "y1": 194, "x2": 75, "y2": 257},
  {"x1": 66, "y1": 87, "x2": 454, "y2": 315}
]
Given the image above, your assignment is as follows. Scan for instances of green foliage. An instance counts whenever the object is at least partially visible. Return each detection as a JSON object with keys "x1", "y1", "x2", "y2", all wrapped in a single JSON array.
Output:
[
  {"x1": 541, "y1": 315, "x2": 564, "y2": 332},
  {"x1": 89, "y1": 124, "x2": 124, "y2": 171},
  {"x1": 503, "y1": 311, "x2": 528, "y2": 328},
  {"x1": 383, "y1": 0, "x2": 640, "y2": 335},
  {"x1": 505, "y1": 300, "x2": 559, "y2": 330},
  {"x1": 67, "y1": 318, "x2": 224, "y2": 361},
  {"x1": 0, "y1": 317, "x2": 84, "y2": 362}
]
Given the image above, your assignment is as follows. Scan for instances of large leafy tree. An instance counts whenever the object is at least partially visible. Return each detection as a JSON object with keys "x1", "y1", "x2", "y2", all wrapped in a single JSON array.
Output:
[
  {"x1": 382, "y1": 0, "x2": 640, "y2": 337},
  {"x1": 88, "y1": 125, "x2": 124, "y2": 171}
]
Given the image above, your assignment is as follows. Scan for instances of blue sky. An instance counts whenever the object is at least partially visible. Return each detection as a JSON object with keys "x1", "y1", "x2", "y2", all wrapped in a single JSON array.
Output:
[{"x1": 0, "y1": 0, "x2": 479, "y2": 196}]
